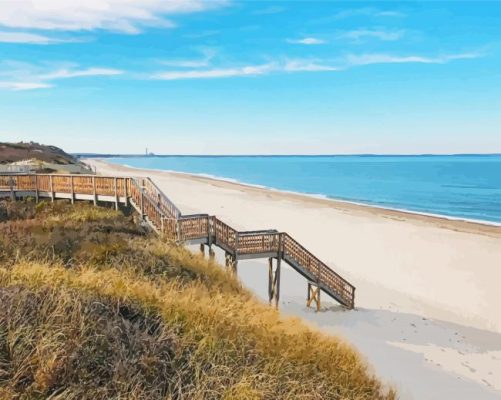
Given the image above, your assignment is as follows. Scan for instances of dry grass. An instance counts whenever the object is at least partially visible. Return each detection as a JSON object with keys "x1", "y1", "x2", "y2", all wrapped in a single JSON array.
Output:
[{"x1": 0, "y1": 199, "x2": 396, "y2": 399}]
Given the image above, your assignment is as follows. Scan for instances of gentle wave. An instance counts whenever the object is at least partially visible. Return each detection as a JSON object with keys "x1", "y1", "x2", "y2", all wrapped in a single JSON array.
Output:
[{"x1": 105, "y1": 155, "x2": 501, "y2": 225}]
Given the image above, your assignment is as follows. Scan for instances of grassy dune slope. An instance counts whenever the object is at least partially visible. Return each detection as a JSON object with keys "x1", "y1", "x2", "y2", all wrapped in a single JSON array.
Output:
[
  {"x1": 0, "y1": 200, "x2": 395, "y2": 400},
  {"x1": 0, "y1": 142, "x2": 77, "y2": 165}
]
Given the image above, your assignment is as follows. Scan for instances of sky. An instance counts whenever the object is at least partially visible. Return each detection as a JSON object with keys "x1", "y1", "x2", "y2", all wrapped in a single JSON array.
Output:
[{"x1": 0, "y1": 0, "x2": 500, "y2": 155}]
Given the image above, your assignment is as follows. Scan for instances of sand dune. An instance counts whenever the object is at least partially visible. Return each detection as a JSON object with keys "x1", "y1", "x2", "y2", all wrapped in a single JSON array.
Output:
[{"x1": 85, "y1": 159, "x2": 501, "y2": 400}]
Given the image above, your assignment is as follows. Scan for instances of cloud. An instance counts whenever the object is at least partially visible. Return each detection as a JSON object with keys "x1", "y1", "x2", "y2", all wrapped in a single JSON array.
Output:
[
  {"x1": 41, "y1": 68, "x2": 124, "y2": 80},
  {"x1": 287, "y1": 37, "x2": 326, "y2": 45},
  {"x1": 152, "y1": 64, "x2": 275, "y2": 80},
  {"x1": 253, "y1": 6, "x2": 286, "y2": 15},
  {"x1": 334, "y1": 8, "x2": 406, "y2": 20},
  {"x1": 151, "y1": 49, "x2": 482, "y2": 81},
  {"x1": 338, "y1": 29, "x2": 404, "y2": 42},
  {"x1": 0, "y1": 0, "x2": 228, "y2": 34},
  {"x1": 0, "y1": 81, "x2": 53, "y2": 91},
  {"x1": 284, "y1": 60, "x2": 339, "y2": 72},
  {"x1": 344, "y1": 52, "x2": 482, "y2": 67},
  {"x1": 377, "y1": 11, "x2": 406, "y2": 17},
  {"x1": 152, "y1": 59, "x2": 342, "y2": 80},
  {"x1": 0, "y1": 31, "x2": 82, "y2": 45},
  {"x1": 160, "y1": 48, "x2": 216, "y2": 68},
  {"x1": 0, "y1": 63, "x2": 124, "y2": 91}
]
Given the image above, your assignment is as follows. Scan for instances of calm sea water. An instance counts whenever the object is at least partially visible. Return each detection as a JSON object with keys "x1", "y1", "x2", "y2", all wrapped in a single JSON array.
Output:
[{"x1": 107, "y1": 155, "x2": 501, "y2": 224}]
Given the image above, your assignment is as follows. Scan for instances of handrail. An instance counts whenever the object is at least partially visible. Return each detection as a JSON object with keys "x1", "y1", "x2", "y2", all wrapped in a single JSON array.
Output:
[
  {"x1": 238, "y1": 229, "x2": 279, "y2": 236},
  {"x1": 0, "y1": 173, "x2": 356, "y2": 308},
  {"x1": 141, "y1": 177, "x2": 182, "y2": 219}
]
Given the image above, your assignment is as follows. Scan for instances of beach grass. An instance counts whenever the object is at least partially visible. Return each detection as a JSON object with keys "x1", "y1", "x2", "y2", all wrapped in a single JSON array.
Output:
[{"x1": 0, "y1": 199, "x2": 395, "y2": 399}]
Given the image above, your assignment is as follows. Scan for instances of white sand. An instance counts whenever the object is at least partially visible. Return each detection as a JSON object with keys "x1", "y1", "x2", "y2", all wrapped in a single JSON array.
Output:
[{"x1": 86, "y1": 159, "x2": 501, "y2": 400}]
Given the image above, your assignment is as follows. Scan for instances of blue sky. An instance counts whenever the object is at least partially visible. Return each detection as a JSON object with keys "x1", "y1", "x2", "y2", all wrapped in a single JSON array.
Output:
[{"x1": 0, "y1": 1, "x2": 500, "y2": 154}]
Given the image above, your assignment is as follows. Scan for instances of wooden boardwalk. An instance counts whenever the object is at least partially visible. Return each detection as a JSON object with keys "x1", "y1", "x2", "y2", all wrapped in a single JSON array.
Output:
[{"x1": 0, "y1": 174, "x2": 355, "y2": 309}]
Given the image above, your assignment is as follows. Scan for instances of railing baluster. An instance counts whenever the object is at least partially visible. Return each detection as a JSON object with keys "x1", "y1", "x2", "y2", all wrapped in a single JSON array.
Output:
[{"x1": 0, "y1": 173, "x2": 355, "y2": 308}]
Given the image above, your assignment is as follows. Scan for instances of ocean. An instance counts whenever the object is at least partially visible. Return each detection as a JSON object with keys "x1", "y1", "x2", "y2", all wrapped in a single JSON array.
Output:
[{"x1": 106, "y1": 155, "x2": 501, "y2": 224}]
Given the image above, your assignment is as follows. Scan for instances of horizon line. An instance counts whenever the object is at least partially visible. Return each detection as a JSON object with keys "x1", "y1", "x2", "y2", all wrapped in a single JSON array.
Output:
[{"x1": 75, "y1": 153, "x2": 501, "y2": 157}]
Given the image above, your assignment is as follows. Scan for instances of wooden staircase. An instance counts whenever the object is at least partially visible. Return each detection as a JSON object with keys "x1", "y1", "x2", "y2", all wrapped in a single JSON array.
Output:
[{"x1": 0, "y1": 174, "x2": 356, "y2": 309}]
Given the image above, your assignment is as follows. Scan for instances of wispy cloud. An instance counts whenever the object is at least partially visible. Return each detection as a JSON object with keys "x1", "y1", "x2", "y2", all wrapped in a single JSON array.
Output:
[
  {"x1": 160, "y1": 48, "x2": 216, "y2": 68},
  {"x1": 287, "y1": 37, "x2": 326, "y2": 45},
  {"x1": 284, "y1": 60, "x2": 339, "y2": 72},
  {"x1": 334, "y1": 8, "x2": 406, "y2": 20},
  {"x1": 0, "y1": 0, "x2": 228, "y2": 34},
  {"x1": 338, "y1": 29, "x2": 405, "y2": 42},
  {"x1": 344, "y1": 52, "x2": 482, "y2": 67},
  {"x1": 0, "y1": 81, "x2": 53, "y2": 91},
  {"x1": 0, "y1": 62, "x2": 124, "y2": 91},
  {"x1": 0, "y1": 31, "x2": 84, "y2": 45},
  {"x1": 152, "y1": 64, "x2": 275, "y2": 80},
  {"x1": 151, "y1": 50, "x2": 483, "y2": 81},
  {"x1": 377, "y1": 11, "x2": 406, "y2": 18},
  {"x1": 41, "y1": 68, "x2": 123, "y2": 80},
  {"x1": 253, "y1": 6, "x2": 286, "y2": 15}
]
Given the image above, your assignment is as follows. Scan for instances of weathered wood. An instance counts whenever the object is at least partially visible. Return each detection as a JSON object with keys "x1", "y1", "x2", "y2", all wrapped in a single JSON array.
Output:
[
  {"x1": 268, "y1": 257, "x2": 281, "y2": 308},
  {"x1": 306, "y1": 282, "x2": 321, "y2": 312},
  {"x1": 34, "y1": 175, "x2": 39, "y2": 203},
  {"x1": 70, "y1": 175, "x2": 75, "y2": 204},
  {"x1": 0, "y1": 173, "x2": 356, "y2": 309},
  {"x1": 49, "y1": 175, "x2": 54, "y2": 202},
  {"x1": 8, "y1": 176, "x2": 15, "y2": 201},
  {"x1": 114, "y1": 177, "x2": 119, "y2": 210},
  {"x1": 92, "y1": 176, "x2": 97, "y2": 206}
]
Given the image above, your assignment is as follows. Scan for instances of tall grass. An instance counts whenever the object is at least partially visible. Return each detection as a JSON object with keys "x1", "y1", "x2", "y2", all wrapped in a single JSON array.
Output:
[{"x1": 0, "y1": 200, "x2": 395, "y2": 399}]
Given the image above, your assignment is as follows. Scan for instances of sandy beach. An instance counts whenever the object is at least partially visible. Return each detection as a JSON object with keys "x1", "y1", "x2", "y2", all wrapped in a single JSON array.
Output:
[{"x1": 85, "y1": 159, "x2": 501, "y2": 400}]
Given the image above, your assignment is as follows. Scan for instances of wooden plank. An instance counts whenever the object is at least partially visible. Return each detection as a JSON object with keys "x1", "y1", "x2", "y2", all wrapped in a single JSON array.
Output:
[{"x1": 0, "y1": 173, "x2": 356, "y2": 309}]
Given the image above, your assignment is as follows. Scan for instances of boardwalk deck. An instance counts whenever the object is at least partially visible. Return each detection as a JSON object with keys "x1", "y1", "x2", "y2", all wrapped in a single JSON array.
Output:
[{"x1": 0, "y1": 173, "x2": 356, "y2": 309}]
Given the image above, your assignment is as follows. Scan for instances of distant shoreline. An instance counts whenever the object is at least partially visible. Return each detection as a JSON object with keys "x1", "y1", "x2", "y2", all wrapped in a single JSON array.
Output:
[
  {"x1": 85, "y1": 158, "x2": 501, "y2": 236},
  {"x1": 77, "y1": 153, "x2": 501, "y2": 158}
]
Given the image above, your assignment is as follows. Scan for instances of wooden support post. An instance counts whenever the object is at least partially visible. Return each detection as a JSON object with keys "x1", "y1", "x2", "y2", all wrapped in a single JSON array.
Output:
[
  {"x1": 124, "y1": 179, "x2": 129, "y2": 208},
  {"x1": 275, "y1": 257, "x2": 281, "y2": 308},
  {"x1": 306, "y1": 282, "x2": 321, "y2": 312},
  {"x1": 268, "y1": 258, "x2": 273, "y2": 304},
  {"x1": 268, "y1": 257, "x2": 281, "y2": 308},
  {"x1": 207, "y1": 216, "x2": 212, "y2": 247},
  {"x1": 49, "y1": 175, "x2": 54, "y2": 202},
  {"x1": 200, "y1": 243, "x2": 205, "y2": 257},
  {"x1": 114, "y1": 177, "x2": 119, "y2": 210},
  {"x1": 208, "y1": 246, "x2": 215, "y2": 262},
  {"x1": 8, "y1": 176, "x2": 15, "y2": 201},
  {"x1": 231, "y1": 257, "x2": 238, "y2": 275},
  {"x1": 70, "y1": 175, "x2": 75, "y2": 204},
  {"x1": 92, "y1": 176, "x2": 97, "y2": 206},
  {"x1": 175, "y1": 220, "x2": 181, "y2": 243},
  {"x1": 225, "y1": 252, "x2": 237, "y2": 275},
  {"x1": 140, "y1": 191, "x2": 145, "y2": 218},
  {"x1": 210, "y1": 216, "x2": 216, "y2": 245},
  {"x1": 34, "y1": 175, "x2": 39, "y2": 203},
  {"x1": 234, "y1": 233, "x2": 239, "y2": 263}
]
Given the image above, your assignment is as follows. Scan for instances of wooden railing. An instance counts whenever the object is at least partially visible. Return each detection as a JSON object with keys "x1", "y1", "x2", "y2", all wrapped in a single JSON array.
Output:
[
  {"x1": 0, "y1": 173, "x2": 355, "y2": 308},
  {"x1": 237, "y1": 230, "x2": 280, "y2": 256},
  {"x1": 282, "y1": 234, "x2": 355, "y2": 307},
  {"x1": 178, "y1": 214, "x2": 210, "y2": 242},
  {"x1": 140, "y1": 177, "x2": 181, "y2": 219},
  {"x1": 0, "y1": 174, "x2": 128, "y2": 198}
]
